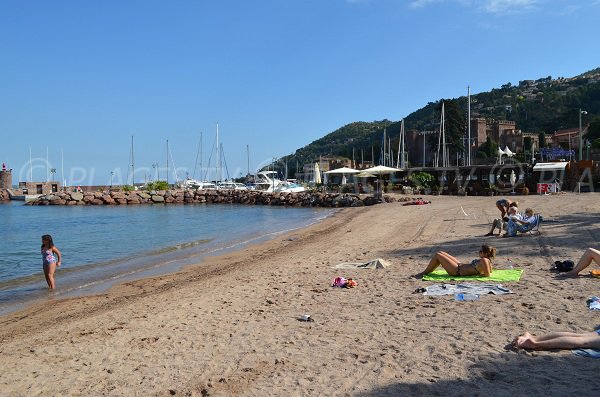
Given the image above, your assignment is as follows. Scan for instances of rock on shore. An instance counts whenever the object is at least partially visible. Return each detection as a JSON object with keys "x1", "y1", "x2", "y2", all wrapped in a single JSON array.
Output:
[{"x1": 24, "y1": 189, "x2": 399, "y2": 207}]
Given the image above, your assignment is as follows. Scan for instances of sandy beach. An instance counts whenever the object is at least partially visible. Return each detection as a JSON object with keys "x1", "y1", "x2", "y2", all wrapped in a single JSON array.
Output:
[{"x1": 1, "y1": 193, "x2": 599, "y2": 396}]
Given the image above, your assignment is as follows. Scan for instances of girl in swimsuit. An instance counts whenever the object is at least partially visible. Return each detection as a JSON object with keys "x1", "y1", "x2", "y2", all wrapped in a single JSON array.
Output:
[
  {"x1": 495, "y1": 198, "x2": 518, "y2": 218},
  {"x1": 414, "y1": 244, "x2": 496, "y2": 278},
  {"x1": 41, "y1": 234, "x2": 62, "y2": 289}
]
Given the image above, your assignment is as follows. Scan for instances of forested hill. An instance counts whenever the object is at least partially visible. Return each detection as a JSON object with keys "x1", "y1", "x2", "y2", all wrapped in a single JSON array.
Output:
[{"x1": 279, "y1": 67, "x2": 600, "y2": 175}]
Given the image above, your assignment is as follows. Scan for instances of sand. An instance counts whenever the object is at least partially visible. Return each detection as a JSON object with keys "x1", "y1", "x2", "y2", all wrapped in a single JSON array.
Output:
[{"x1": 1, "y1": 193, "x2": 599, "y2": 396}]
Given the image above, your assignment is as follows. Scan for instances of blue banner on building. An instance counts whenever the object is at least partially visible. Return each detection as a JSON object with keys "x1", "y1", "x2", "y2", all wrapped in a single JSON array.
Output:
[{"x1": 540, "y1": 148, "x2": 574, "y2": 160}]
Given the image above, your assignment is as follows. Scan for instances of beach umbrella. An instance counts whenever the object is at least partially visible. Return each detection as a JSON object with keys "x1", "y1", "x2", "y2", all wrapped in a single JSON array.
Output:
[
  {"x1": 504, "y1": 147, "x2": 514, "y2": 157},
  {"x1": 362, "y1": 165, "x2": 401, "y2": 176},
  {"x1": 355, "y1": 172, "x2": 376, "y2": 178},
  {"x1": 314, "y1": 162, "x2": 321, "y2": 184},
  {"x1": 362, "y1": 165, "x2": 401, "y2": 197},
  {"x1": 510, "y1": 170, "x2": 516, "y2": 193},
  {"x1": 324, "y1": 166, "x2": 358, "y2": 185},
  {"x1": 323, "y1": 167, "x2": 360, "y2": 174},
  {"x1": 497, "y1": 147, "x2": 506, "y2": 164}
]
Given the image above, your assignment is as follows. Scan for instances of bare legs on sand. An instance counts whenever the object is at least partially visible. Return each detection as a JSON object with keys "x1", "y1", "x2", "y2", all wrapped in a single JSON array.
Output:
[
  {"x1": 561, "y1": 248, "x2": 600, "y2": 278},
  {"x1": 513, "y1": 331, "x2": 600, "y2": 350}
]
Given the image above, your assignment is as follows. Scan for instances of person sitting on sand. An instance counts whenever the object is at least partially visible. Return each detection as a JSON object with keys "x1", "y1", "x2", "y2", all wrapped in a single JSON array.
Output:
[
  {"x1": 485, "y1": 205, "x2": 521, "y2": 236},
  {"x1": 512, "y1": 330, "x2": 600, "y2": 350},
  {"x1": 414, "y1": 244, "x2": 496, "y2": 278},
  {"x1": 504, "y1": 207, "x2": 536, "y2": 237},
  {"x1": 559, "y1": 248, "x2": 600, "y2": 278},
  {"x1": 496, "y1": 198, "x2": 518, "y2": 218}
]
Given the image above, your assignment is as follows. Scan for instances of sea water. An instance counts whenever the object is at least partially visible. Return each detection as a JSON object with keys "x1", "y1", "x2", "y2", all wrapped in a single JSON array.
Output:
[{"x1": 0, "y1": 200, "x2": 332, "y2": 314}]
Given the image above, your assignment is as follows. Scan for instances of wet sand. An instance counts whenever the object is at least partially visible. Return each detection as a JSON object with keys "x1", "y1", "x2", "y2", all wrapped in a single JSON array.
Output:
[{"x1": 1, "y1": 193, "x2": 599, "y2": 396}]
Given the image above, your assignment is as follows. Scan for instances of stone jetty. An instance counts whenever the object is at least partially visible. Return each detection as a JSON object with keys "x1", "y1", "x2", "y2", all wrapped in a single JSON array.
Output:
[
  {"x1": 23, "y1": 189, "x2": 396, "y2": 207},
  {"x1": 0, "y1": 189, "x2": 9, "y2": 201}
]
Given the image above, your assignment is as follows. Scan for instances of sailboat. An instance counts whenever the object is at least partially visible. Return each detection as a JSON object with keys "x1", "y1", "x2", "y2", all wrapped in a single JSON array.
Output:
[{"x1": 436, "y1": 102, "x2": 449, "y2": 168}]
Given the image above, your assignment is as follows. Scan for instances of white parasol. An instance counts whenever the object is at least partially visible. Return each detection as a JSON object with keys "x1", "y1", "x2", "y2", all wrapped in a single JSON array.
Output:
[
  {"x1": 323, "y1": 167, "x2": 359, "y2": 174},
  {"x1": 313, "y1": 162, "x2": 322, "y2": 184},
  {"x1": 497, "y1": 147, "x2": 506, "y2": 165},
  {"x1": 362, "y1": 165, "x2": 401, "y2": 197},
  {"x1": 510, "y1": 170, "x2": 516, "y2": 194},
  {"x1": 324, "y1": 166, "x2": 359, "y2": 185}
]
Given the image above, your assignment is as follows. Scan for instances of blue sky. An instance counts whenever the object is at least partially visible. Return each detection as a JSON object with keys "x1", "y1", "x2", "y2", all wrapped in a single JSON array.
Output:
[{"x1": 1, "y1": 0, "x2": 599, "y2": 186}]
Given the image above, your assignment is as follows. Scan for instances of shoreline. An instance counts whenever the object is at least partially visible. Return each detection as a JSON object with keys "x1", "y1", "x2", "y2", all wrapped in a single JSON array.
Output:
[
  {"x1": 0, "y1": 205, "x2": 335, "y2": 317},
  {"x1": 1, "y1": 194, "x2": 599, "y2": 396}
]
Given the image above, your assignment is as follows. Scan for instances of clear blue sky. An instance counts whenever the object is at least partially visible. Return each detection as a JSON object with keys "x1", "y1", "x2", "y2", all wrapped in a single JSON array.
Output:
[{"x1": 1, "y1": 0, "x2": 598, "y2": 185}]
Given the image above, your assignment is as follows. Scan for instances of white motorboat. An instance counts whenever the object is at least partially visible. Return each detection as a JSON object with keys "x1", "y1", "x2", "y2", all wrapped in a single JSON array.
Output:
[
  {"x1": 182, "y1": 178, "x2": 202, "y2": 189},
  {"x1": 255, "y1": 171, "x2": 305, "y2": 193},
  {"x1": 196, "y1": 182, "x2": 217, "y2": 190},
  {"x1": 217, "y1": 181, "x2": 248, "y2": 190}
]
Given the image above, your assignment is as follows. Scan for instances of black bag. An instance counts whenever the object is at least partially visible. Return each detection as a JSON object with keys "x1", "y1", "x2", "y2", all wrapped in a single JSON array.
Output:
[{"x1": 554, "y1": 260, "x2": 574, "y2": 272}]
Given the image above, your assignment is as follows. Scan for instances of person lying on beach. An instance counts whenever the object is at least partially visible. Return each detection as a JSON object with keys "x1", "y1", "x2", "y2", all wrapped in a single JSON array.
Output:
[
  {"x1": 485, "y1": 205, "x2": 521, "y2": 236},
  {"x1": 413, "y1": 244, "x2": 496, "y2": 278},
  {"x1": 504, "y1": 207, "x2": 536, "y2": 237},
  {"x1": 559, "y1": 248, "x2": 600, "y2": 278},
  {"x1": 496, "y1": 198, "x2": 518, "y2": 218},
  {"x1": 512, "y1": 330, "x2": 600, "y2": 350},
  {"x1": 402, "y1": 198, "x2": 431, "y2": 206}
]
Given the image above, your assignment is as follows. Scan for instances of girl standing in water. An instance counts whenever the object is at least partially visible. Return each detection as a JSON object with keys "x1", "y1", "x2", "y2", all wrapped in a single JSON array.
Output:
[{"x1": 41, "y1": 234, "x2": 62, "y2": 289}]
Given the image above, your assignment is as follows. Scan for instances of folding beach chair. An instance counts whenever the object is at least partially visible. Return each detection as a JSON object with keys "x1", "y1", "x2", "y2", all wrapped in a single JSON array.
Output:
[{"x1": 521, "y1": 214, "x2": 542, "y2": 235}]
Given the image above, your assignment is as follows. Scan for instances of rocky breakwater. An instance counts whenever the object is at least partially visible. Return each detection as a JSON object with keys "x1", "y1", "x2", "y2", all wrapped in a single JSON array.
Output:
[
  {"x1": 25, "y1": 189, "x2": 395, "y2": 207},
  {"x1": 0, "y1": 189, "x2": 10, "y2": 201}
]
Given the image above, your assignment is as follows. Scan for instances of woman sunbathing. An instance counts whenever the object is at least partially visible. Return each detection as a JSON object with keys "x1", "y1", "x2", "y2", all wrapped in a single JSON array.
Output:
[
  {"x1": 512, "y1": 330, "x2": 600, "y2": 350},
  {"x1": 414, "y1": 244, "x2": 496, "y2": 278},
  {"x1": 560, "y1": 248, "x2": 600, "y2": 278}
]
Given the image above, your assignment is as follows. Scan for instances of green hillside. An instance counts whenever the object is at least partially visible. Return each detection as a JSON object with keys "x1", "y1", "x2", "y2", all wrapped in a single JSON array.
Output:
[{"x1": 274, "y1": 68, "x2": 600, "y2": 176}]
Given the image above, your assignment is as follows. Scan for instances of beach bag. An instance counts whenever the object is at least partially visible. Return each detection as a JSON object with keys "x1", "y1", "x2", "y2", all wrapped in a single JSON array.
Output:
[{"x1": 554, "y1": 260, "x2": 574, "y2": 272}]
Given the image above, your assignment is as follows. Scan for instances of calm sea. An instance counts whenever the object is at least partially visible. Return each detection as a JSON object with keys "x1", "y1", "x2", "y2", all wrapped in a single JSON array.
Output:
[{"x1": 0, "y1": 200, "x2": 332, "y2": 315}]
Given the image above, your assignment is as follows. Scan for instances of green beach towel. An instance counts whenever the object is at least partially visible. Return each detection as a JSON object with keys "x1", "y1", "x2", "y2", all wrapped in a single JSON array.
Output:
[{"x1": 422, "y1": 268, "x2": 523, "y2": 282}]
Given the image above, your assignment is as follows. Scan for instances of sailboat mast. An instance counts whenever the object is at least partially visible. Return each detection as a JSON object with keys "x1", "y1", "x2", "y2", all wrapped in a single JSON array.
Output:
[
  {"x1": 131, "y1": 135, "x2": 135, "y2": 186},
  {"x1": 382, "y1": 128, "x2": 387, "y2": 166},
  {"x1": 166, "y1": 139, "x2": 169, "y2": 185},
  {"x1": 246, "y1": 144, "x2": 250, "y2": 177},
  {"x1": 61, "y1": 148, "x2": 65, "y2": 189},
  {"x1": 467, "y1": 86, "x2": 471, "y2": 166},
  {"x1": 397, "y1": 127, "x2": 401, "y2": 168},
  {"x1": 193, "y1": 131, "x2": 202, "y2": 180},
  {"x1": 215, "y1": 123, "x2": 219, "y2": 183},
  {"x1": 441, "y1": 102, "x2": 447, "y2": 167},
  {"x1": 402, "y1": 119, "x2": 406, "y2": 168}
]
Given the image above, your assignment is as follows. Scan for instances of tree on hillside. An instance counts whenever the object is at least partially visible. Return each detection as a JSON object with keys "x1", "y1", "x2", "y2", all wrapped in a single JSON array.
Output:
[
  {"x1": 478, "y1": 137, "x2": 499, "y2": 158},
  {"x1": 586, "y1": 117, "x2": 600, "y2": 141},
  {"x1": 440, "y1": 99, "x2": 466, "y2": 156}
]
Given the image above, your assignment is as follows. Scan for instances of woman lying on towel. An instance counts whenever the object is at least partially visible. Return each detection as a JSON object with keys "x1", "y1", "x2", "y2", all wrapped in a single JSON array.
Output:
[
  {"x1": 414, "y1": 244, "x2": 496, "y2": 278},
  {"x1": 512, "y1": 330, "x2": 600, "y2": 350}
]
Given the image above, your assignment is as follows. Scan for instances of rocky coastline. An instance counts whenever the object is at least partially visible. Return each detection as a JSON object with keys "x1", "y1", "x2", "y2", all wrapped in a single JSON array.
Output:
[
  {"x1": 0, "y1": 189, "x2": 9, "y2": 201},
  {"x1": 21, "y1": 189, "x2": 398, "y2": 207}
]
